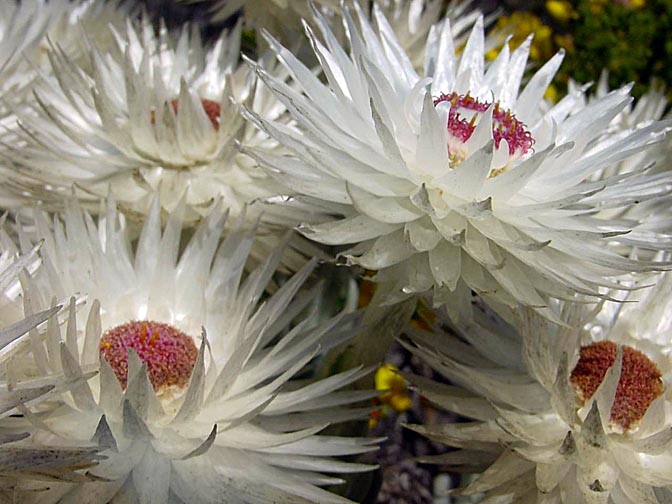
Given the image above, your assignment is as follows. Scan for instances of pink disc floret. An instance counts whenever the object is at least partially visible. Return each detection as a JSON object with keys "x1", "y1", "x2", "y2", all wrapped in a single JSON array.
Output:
[
  {"x1": 433, "y1": 92, "x2": 534, "y2": 157},
  {"x1": 99, "y1": 321, "x2": 198, "y2": 391}
]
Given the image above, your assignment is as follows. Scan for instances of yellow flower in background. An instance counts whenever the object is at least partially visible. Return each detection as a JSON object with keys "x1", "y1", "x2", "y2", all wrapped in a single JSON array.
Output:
[
  {"x1": 485, "y1": 12, "x2": 554, "y2": 62},
  {"x1": 546, "y1": 0, "x2": 578, "y2": 21},
  {"x1": 544, "y1": 83, "x2": 560, "y2": 103},
  {"x1": 589, "y1": 0, "x2": 646, "y2": 11},
  {"x1": 616, "y1": 0, "x2": 646, "y2": 8},
  {"x1": 375, "y1": 364, "x2": 413, "y2": 413},
  {"x1": 369, "y1": 363, "x2": 413, "y2": 429}
]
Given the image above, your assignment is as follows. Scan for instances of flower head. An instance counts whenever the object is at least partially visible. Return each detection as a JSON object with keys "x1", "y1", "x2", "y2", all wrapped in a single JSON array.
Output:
[
  {"x1": 2, "y1": 15, "x2": 292, "y2": 226},
  {"x1": 245, "y1": 5, "x2": 672, "y2": 316},
  {"x1": 570, "y1": 340, "x2": 663, "y2": 430},
  {"x1": 402, "y1": 281, "x2": 672, "y2": 502},
  {"x1": 2, "y1": 12, "x2": 329, "y2": 271},
  {"x1": 9, "y1": 197, "x2": 378, "y2": 502},
  {"x1": 374, "y1": 363, "x2": 412, "y2": 413},
  {"x1": 99, "y1": 320, "x2": 198, "y2": 391}
]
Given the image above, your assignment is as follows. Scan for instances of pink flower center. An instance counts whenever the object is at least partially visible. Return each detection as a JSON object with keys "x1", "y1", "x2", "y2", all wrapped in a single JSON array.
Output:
[
  {"x1": 570, "y1": 341, "x2": 663, "y2": 430},
  {"x1": 433, "y1": 92, "x2": 534, "y2": 161},
  {"x1": 99, "y1": 321, "x2": 198, "y2": 391}
]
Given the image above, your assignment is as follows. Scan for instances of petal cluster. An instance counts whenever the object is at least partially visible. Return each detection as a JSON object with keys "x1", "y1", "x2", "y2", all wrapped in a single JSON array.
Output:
[
  {"x1": 7, "y1": 198, "x2": 377, "y2": 503},
  {"x1": 1, "y1": 15, "x2": 284, "y2": 226},
  {"x1": 192, "y1": 0, "x2": 480, "y2": 67},
  {"x1": 1, "y1": 1, "x2": 672, "y2": 502},
  {"x1": 245, "y1": 4, "x2": 672, "y2": 316},
  {"x1": 0, "y1": 245, "x2": 106, "y2": 498},
  {"x1": 402, "y1": 285, "x2": 672, "y2": 502}
]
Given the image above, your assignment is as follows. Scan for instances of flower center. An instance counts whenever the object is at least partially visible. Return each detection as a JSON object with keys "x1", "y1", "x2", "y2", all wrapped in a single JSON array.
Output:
[
  {"x1": 150, "y1": 98, "x2": 221, "y2": 131},
  {"x1": 99, "y1": 321, "x2": 198, "y2": 391},
  {"x1": 170, "y1": 98, "x2": 221, "y2": 131},
  {"x1": 570, "y1": 341, "x2": 663, "y2": 430},
  {"x1": 433, "y1": 92, "x2": 534, "y2": 170}
]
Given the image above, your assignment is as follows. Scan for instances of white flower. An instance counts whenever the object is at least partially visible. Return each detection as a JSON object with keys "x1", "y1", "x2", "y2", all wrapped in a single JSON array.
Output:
[
  {"x1": 244, "y1": 5, "x2": 672, "y2": 316},
  {"x1": 3, "y1": 15, "x2": 291, "y2": 226},
  {"x1": 402, "y1": 286, "x2": 672, "y2": 503},
  {"x1": 3, "y1": 12, "x2": 326, "y2": 270},
  {"x1": 9, "y1": 197, "x2": 377, "y2": 503}
]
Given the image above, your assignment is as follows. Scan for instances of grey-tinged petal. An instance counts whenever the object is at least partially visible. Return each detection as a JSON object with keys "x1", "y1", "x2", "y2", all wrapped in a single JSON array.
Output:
[
  {"x1": 0, "y1": 306, "x2": 60, "y2": 359},
  {"x1": 91, "y1": 415, "x2": 118, "y2": 453},
  {"x1": 580, "y1": 402, "x2": 608, "y2": 450},
  {"x1": 132, "y1": 447, "x2": 171, "y2": 504},
  {"x1": 172, "y1": 330, "x2": 207, "y2": 424},
  {"x1": 121, "y1": 400, "x2": 152, "y2": 440},
  {"x1": 181, "y1": 425, "x2": 217, "y2": 460}
]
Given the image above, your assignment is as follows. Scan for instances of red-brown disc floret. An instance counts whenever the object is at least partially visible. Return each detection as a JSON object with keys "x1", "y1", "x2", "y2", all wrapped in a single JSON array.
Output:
[
  {"x1": 170, "y1": 98, "x2": 221, "y2": 131},
  {"x1": 99, "y1": 321, "x2": 198, "y2": 391},
  {"x1": 150, "y1": 98, "x2": 221, "y2": 131},
  {"x1": 570, "y1": 340, "x2": 664, "y2": 430}
]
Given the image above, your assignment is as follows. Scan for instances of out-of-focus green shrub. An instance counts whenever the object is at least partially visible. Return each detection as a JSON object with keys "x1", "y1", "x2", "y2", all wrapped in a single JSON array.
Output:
[{"x1": 489, "y1": 0, "x2": 672, "y2": 100}]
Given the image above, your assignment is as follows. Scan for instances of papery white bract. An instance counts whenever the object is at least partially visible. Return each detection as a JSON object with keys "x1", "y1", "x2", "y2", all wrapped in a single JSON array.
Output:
[
  {"x1": 402, "y1": 287, "x2": 672, "y2": 503},
  {"x1": 0, "y1": 0, "x2": 130, "y2": 133},
  {"x1": 586, "y1": 76, "x2": 672, "y2": 246},
  {"x1": 8, "y1": 197, "x2": 377, "y2": 503},
  {"x1": 375, "y1": 0, "x2": 486, "y2": 69},
  {"x1": 0, "y1": 0, "x2": 63, "y2": 135},
  {"x1": 0, "y1": 246, "x2": 105, "y2": 499},
  {"x1": 37, "y1": 0, "x2": 132, "y2": 70},
  {"x1": 0, "y1": 0, "x2": 60, "y2": 93},
  {"x1": 584, "y1": 73, "x2": 670, "y2": 181},
  {"x1": 186, "y1": 0, "x2": 485, "y2": 75},
  {"x1": 244, "y1": 4, "x2": 672, "y2": 317}
]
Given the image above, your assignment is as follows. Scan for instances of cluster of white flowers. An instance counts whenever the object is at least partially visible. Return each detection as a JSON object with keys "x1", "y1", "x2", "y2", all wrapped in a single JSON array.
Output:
[{"x1": 1, "y1": 0, "x2": 671, "y2": 502}]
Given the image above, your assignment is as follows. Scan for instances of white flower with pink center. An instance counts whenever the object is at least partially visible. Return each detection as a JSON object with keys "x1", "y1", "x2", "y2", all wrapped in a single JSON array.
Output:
[{"x1": 244, "y1": 4, "x2": 672, "y2": 317}]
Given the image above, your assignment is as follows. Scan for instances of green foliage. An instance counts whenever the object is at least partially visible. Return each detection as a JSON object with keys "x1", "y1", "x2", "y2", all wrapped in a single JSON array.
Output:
[{"x1": 550, "y1": 0, "x2": 672, "y2": 98}]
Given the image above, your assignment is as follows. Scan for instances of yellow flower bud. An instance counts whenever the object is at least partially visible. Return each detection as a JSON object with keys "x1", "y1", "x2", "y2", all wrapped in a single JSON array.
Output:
[
  {"x1": 374, "y1": 364, "x2": 412, "y2": 413},
  {"x1": 546, "y1": 0, "x2": 577, "y2": 21}
]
